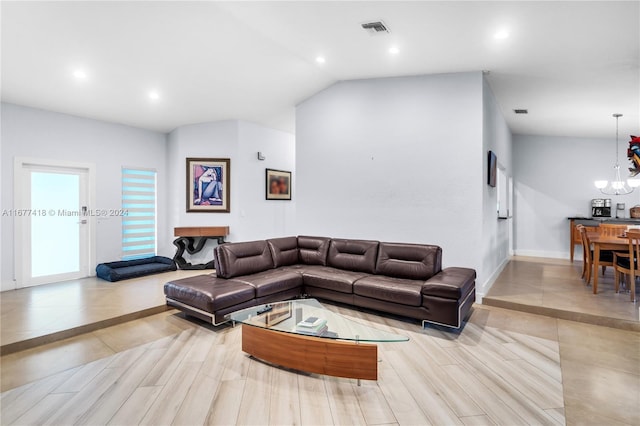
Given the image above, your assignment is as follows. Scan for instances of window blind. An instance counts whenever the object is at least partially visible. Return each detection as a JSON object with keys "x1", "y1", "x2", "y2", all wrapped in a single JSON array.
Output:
[{"x1": 121, "y1": 168, "x2": 157, "y2": 260}]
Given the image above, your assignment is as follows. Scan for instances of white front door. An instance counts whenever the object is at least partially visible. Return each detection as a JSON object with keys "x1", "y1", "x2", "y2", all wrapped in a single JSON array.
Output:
[{"x1": 14, "y1": 158, "x2": 95, "y2": 287}]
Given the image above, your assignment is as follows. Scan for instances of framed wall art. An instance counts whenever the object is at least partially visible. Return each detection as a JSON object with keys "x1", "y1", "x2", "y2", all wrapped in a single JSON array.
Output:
[
  {"x1": 266, "y1": 168, "x2": 292, "y2": 200},
  {"x1": 186, "y1": 158, "x2": 230, "y2": 212}
]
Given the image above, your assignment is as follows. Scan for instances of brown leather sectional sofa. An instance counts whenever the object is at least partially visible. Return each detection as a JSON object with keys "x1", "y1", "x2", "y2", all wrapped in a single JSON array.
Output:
[{"x1": 164, "y1": 236, "x2": 476, "y2": 329}]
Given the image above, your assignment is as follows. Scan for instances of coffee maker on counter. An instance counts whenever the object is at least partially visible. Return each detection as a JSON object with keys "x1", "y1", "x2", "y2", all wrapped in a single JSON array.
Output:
[{"x1": 592, "y1": 199, "x2": 612, "y2": 217}]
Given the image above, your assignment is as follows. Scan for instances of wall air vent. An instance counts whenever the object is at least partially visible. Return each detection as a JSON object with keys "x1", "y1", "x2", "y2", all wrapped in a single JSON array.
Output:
[
  {"x1": 514, "y1": 109, "x2": 528, "y2": 114},
  {"x1": 361, "y1": 21, "x2": 389, "y2": 35}
]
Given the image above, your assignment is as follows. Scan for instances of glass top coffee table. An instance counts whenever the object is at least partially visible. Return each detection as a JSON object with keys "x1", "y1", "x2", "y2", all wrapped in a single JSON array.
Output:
[{"x1": 226, "y1": 298, "x2": 408, "y2": 382}]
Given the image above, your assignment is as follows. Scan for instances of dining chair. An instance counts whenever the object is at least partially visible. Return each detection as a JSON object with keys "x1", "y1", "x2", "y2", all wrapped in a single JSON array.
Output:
[
  {"x1": 613, "y1": 229, "x2": 640, "y2": 302},
  {"x1": 595, "y1": 223, "x2": 625, "y2": 275},
  {"x1": 577, "y1": 225, "x2": 593, "y2": 284},
  {"x1": 597, "y1": 223, "x2": 628, "y2": 237},
  {"x1": 576, "y1": 225, "x2": 588, "y2": 280},
  {"x1": 579, "y1": 225, "x2": 616, "y2": 284}
]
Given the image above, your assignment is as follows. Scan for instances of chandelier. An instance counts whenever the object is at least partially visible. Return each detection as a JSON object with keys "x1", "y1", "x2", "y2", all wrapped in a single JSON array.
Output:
[{"x1": 595, "y1": 113, "x2": 638, "y2": 195}]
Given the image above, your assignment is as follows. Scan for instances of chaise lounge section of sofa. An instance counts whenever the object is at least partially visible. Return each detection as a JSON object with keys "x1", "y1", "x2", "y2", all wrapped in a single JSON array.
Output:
[{"x1": 164, "y1": 236, "x2": 476, "y2": 328}]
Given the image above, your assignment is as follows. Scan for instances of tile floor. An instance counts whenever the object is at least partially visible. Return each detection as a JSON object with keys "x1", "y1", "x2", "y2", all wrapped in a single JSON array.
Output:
[
  {"x1": 0, "y1": 257, "x2": 639, "y2": 425},
  {"x1": 484, "y1": 256, "x2": 640, "y2": 331},
  {"x1": 2, "y1": 306, "x2": 571, "y2": 425},
  {"x1": 1, "y1": 304, "x2": 638, "y2": 425},
  {"x1": 1, "y1": 270, "x2": 205, "y2": 354}
]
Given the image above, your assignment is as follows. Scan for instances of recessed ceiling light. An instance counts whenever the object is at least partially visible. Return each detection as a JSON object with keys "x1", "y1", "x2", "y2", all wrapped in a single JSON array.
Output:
[
  {"x1": 72, "y1": 69, "x2": 87, "y2": 79},
  {"x1": 389, "y1": 46, "x2": 400, "y2": 55},
  {"x1": 494, "y1": 30, "x2": 509, "y2": 40},
  {"x1": 148, "y1": 91, "x2": 160, "y2": 101},
  {"x1": 315, "y1": 56, "x2": 326, "y2": 64}
]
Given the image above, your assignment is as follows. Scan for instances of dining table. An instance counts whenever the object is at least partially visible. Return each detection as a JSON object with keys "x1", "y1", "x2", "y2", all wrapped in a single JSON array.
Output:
[{"x1": 589, "y1": 233, "x2": 636, "y2": 302}]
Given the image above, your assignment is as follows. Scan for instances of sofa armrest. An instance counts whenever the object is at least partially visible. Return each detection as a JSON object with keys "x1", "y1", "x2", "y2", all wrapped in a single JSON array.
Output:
[{"x1": 421, "y1": 267, "x2": 476, "y2": 299}]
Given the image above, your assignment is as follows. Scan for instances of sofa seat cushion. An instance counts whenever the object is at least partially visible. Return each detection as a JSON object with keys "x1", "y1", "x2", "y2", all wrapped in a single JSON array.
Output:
[
  {"x1": 279, "y1": 264, "x2": 328, "y2": 274},
  {"x1": 232, "y1": 269, "x2": 303, "y2": 298},
  {"x1": 421, "y1": 267, "x2": 476, "y2": 299},
  {"x1": 354, "y1": 276, "x2": 424, "y2": 306},
  {"x1": 164, "y1": 275, "x2": 255, "y2": 313},
  {"x1": 301, "y1": 266, "x2": 370, "y2": 294}
]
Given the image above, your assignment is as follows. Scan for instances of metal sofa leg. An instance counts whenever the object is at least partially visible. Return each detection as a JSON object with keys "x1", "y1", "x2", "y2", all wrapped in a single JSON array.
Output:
[{"x1": 421, "y1": 290, "x2": 475, "y2": 329}]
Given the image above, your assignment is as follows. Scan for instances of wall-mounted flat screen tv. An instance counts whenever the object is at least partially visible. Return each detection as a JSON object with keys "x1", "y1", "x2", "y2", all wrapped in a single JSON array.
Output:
[{"x1": 488, "y1": 150, "x2": 497, "y2": 187}]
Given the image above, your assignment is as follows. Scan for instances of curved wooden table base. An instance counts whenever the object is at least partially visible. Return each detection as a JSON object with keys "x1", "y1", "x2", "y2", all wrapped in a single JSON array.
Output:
[
  {"x1": 172, "y1": 226, "x2": 229, "y2": 270},
  {"x1": 241, "y1": 324, "x2": 378, "y2": 381}
]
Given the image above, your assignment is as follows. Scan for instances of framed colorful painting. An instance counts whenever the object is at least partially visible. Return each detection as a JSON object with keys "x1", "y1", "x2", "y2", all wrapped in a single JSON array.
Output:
[
  {"x1": 186, "y1": 158, "x2": 230, "y2": 212},
  {"x1": 266, "y1": 169, "x2": 292, "y2": 200}
]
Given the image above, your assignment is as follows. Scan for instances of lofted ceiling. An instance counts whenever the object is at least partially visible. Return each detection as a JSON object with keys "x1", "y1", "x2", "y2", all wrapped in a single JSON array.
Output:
[{"x1": 1, "y1": 1, "x2": 638, "y2": 139}]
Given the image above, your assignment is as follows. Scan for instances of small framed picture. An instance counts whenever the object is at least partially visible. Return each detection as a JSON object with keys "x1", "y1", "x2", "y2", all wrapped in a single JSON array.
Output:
[
  {"x1": 266, "y1": 169, "x2": 292, "y2": 200},
  {"x1": 186, "y1": 158, "x2": 230, "y2": 212}
]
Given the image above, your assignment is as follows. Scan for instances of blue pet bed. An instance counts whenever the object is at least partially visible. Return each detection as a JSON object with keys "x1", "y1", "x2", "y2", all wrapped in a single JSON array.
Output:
[{"x1": 96, "y1": 256, "x2": 177, "y2": 282}]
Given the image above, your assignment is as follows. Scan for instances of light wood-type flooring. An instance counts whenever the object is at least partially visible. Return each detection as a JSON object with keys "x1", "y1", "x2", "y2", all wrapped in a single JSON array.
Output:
[{"x1": 1, "y1": 257, "x2": 639, "y2": 425}]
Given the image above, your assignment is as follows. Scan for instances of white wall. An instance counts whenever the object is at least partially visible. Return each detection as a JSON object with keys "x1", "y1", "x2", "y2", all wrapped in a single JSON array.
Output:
[
  {"x1": 296, "y1": 72, "x2": 488, "y2": 283},
  {"x1": 480, "y1": 77, "x2": 513, "y2": 297},
  {"x1": 513, "y1": 134, "x2": 636, "y2": 258},
  {"x1": 237, "y1": 121, "x2": 296, "y2": 239},
  {"x1": 166, "y1": 120, "x2": 295, "y2": 263},
  {"x1": 0, "y1": 105, "x2": 3, "y2": 290},
  {"x1": 4, "y1": 74, "x2": 518, "y2": 294},
  {"x1": 2, "y1": 107, "x2": 296, "y2": 290},
  {"x1": 166, "y1": 121, "x2": 238, "y2": 264},
  {"x1": 1, "y1": 103, "x2": 168, "y2": 291}
]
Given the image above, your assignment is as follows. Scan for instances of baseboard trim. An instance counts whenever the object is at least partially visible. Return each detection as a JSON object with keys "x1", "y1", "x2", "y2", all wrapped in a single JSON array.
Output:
[{"x1": 513, "y1": 250, "x2": 569, "y2": 259}]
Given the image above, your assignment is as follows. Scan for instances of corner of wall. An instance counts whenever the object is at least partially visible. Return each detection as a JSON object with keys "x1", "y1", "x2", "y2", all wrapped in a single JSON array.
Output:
[
  {"x1": 1, "y1": 279, "x2": 16, "y2": 292},
  {"x1": 475, "y1": 255, "x2": 510, "y2": 303}
]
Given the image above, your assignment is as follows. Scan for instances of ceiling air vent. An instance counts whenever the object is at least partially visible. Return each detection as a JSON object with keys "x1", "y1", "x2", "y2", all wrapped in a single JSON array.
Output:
[
  {"x1": 361, "y1": 21, "x2": 389, "y2": 35},
  {"x1": 514, "y1": 109, "x2": 528, "y2": 114}
]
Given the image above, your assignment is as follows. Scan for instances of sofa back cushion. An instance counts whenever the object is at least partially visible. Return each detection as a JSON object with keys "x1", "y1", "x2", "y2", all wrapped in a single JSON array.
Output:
[
  {"x1": 297, "y1": 236, "x2": 330, "y2": 265},
  {"x1": 327, "y1": 239, "x2": 379, "y2": 274},
  {"x1": 267, "y1": 236, "x2": 299, "y2": 268},
  {"x1": 215, "y1": 240, "x2": 274, "y2": 278},
  {"x1": 375, "y1": 242, "x2": 442, "y2": 280}
]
